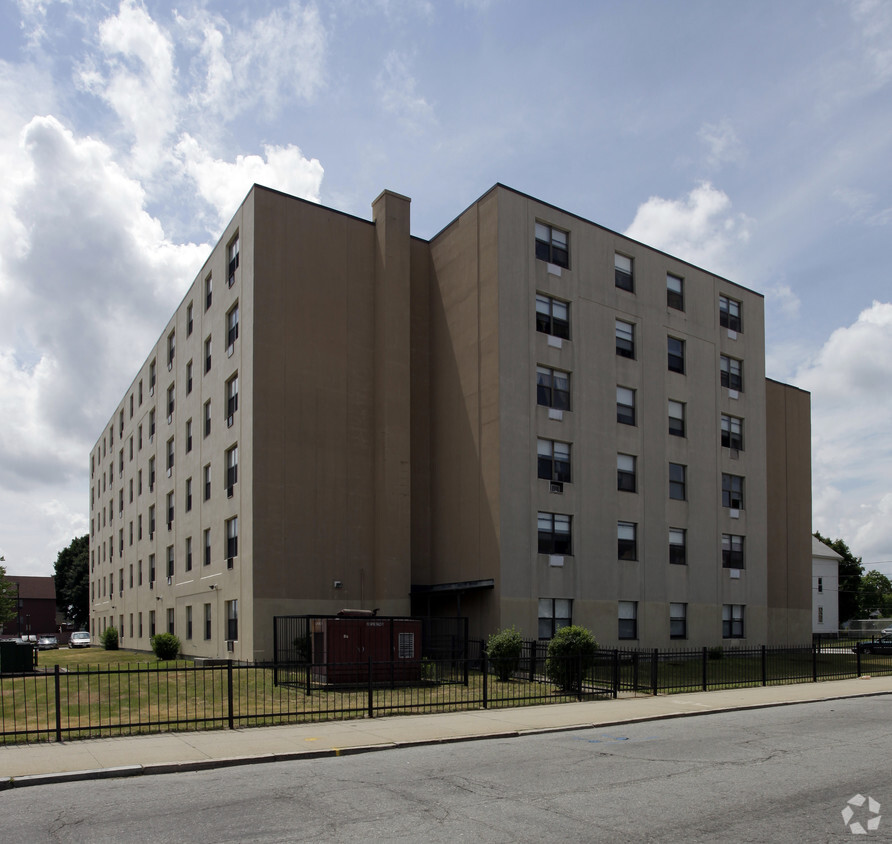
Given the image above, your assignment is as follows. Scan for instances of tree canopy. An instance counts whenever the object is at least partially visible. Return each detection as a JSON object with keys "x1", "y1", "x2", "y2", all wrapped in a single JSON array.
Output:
[
  {"x1": 54, "y1": 535, "x2": 89, "y2": 629},
  {"x1": 0, "y1": 561, "x2": 17, "y2": 626}
]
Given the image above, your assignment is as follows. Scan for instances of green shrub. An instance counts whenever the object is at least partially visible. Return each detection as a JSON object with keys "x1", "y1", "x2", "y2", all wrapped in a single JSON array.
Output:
[
  {"x1": 151, "y1": 632, "x2": 181, "y2": 661},
  {"x1": 293, "y1": 634, "x2": 310, "y2": 662},
  {"x1": 487, "y1": 626, "x2": 524, "y2": 682},
  {"x1": 100, "y1": 626, "x2": 119, "y2": 650},
  {"x1": 708, "y1": 646, "x2": 724, "y2": 661},
  {"x1": 546, "y1": 625, "x2": 597, "y2": 691}
]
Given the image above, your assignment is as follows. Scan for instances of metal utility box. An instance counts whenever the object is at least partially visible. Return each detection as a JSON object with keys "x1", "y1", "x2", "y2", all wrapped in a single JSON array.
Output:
[
  {"x1": 310, "y1": 614, "x2": 422, "y2": 685},
  {"x1": 0, "y1": 641, "x2": 36, "y2": 674}
]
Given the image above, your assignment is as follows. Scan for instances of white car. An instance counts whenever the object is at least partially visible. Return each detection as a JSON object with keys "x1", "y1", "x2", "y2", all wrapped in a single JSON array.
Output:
[{"x1": 69, "y1": 631, "x2": 91, "y2": 648}]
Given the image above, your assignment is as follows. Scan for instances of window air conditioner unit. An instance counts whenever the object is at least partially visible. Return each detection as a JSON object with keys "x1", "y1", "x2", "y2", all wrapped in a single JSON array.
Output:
[
  {"x1": 149, "y1": 580, "x2": 154, "y2": 590},
  {"x1": 167, "y1": 415, "x2": 172, "y2": 425},
  {"x1": 226, "y1": 415, "x2": 234, "y2": 428},
  {"x1": 149, "y1": 434, "x2": 154, "y2": 444},
  {"x1": 227, "y1": 557, "x2": 234, "y2": 569},
  {"x1": 167, "y1": 576, "x2": 172, "y2": 585},
  {"x1": 550, "y1": 482, "x2": 563, "y2": 494},
  {"x1": 227, "y1": 344, "x2": 234, "y2": 358},
  {"x1": 167, "y1": 467, "x2": 172, "y2": 477},
  {"x1": 730, "y1": 448, "x2": 740, "y2": 460},
  {"x1": 226, "y1": 639, "x2": 234, "y2": 651},
  {"x1": 149, "y1": 386, "x2": 154, "y2": 397},
  {"x1": 227, "y1": 486, "x2": 234, "y2": 499}
]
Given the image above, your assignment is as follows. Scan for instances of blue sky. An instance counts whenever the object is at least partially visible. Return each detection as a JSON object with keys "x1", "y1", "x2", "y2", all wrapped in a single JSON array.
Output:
[{"x1": 1, "y1": 0, "x2": 891, "y2": 577}]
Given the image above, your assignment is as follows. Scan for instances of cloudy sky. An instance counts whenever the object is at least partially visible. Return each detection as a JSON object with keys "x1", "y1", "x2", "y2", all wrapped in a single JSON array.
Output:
[{"x1": 1, "y1": 0, "x2": 891, "y2": 577}]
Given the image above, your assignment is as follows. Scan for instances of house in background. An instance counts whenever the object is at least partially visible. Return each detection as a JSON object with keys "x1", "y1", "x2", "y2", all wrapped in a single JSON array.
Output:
[
  {"x1": 0, "y1": 575, "x2": 58, "y2": 638},
  {"x1": 812, "y1": 536, "x2": 841, "y2": 635}
]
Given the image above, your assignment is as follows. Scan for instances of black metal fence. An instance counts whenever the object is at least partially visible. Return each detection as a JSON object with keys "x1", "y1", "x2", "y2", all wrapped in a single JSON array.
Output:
[{"x1": 1, "y1": 642, "x2": 887, "y2": 744}]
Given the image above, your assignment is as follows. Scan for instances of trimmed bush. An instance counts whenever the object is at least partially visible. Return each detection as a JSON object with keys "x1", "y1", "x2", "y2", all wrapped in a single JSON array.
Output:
[
  {"x1": 546, "y1": 625, "x2": 597, "y2": 691},
  {"x1": 151, "y1": 632, "x2": 181, "y2": 661},
  {"x1": 487, "y1": 626, "x2": 523, "y2": 682},
  {"x1": 100, "y1": 626, "x2": 119, "y2": 650}
]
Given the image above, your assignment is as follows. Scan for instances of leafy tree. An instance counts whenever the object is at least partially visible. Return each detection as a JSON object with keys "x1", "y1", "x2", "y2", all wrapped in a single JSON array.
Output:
[
  {"x1": 0, "y1": 560, "x2": 17, "y2": 627},
  {"x1": 54, "y1": 535, "x2": 89, "y2": 628},
  {"x1": 814, "y1": 532, "x2": 863, "y2": 623},
  {"x1": 860, "y1": 570, "x2": 892, "y2": 619}
]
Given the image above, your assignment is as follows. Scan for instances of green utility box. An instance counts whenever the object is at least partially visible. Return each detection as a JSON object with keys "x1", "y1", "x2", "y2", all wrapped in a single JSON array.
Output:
[{"x1": 0, "y1": 641, "x2": 36, "y2": 674}]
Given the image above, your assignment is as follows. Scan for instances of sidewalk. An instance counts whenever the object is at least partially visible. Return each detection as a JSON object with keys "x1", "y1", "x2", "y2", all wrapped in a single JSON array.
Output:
[{"x1": 3, "y1": 675, "x2": 890, "y2": 789}]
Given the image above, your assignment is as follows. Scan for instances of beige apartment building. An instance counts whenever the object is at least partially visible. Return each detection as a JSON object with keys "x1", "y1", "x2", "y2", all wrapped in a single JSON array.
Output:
[{"x1": 89, "y1": 184, "x2": 812, "y2": 660}]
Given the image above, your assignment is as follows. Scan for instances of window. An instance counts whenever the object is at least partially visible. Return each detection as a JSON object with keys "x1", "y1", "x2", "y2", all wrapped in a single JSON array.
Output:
[
  {"x1": 721, "y1": 415, "x2": 743, "y2": 450},
  {"x1": 228, "y1": 236, "x2": 240, "y2": 286},
  {"x1": 149, "y1": 553, "x2": 156, "y2": 584},
  {"x1": 204, "y1": 400, "x2": 212, "y2": 437},
  {"x1": 536, "y1": 366, "x2": 570, "y2": 410},
  {"x1": 166, "y1": 491, "x2": 174, "y2": 527},
  {"x1": 618, "y1": 601, "x2": 637, "y2": 640},
  {"x1": 205, "y1": 336, "x2": 212, "y2": 373},
  {"x1": 149, "y1": 610, "x2": 156, "y2": 637},
  {"x1": 186, "y1": 605, "x2": 193, "y2": 639},
  {"x1": 615, "y1": 254, "x2": 633, "y2": 291},
  {"x1": 149, "y1": 409, "x2": 156, "y2": 439},
  {"x1": 667, "y1": 274, "x2": 684, "y2": 310},
  {"x1": 818, "y1": 577, "x2": 823, "y2": 593},
  {"x1": 617, "y1": 386, "x2": 635, "y2": 425},
  {"x1": 535, "y1": 294, "x2": 569, "y2": 339},
  {"x1": 166, "y1": 545, "x2": 174, "y2": 578},
  {"x1": 166, "y1": 437, "x2": 175, "y2": 472},
  {"x1": 149, "y1": 505, "x2": 155, "y2": 537},
  {"x1": 669, "y1": 463, "x2": 686, "y2": 500},
  {"x1": 186, "y1": 419, "x2": 193, "y2": 453},
  {"x1": 669, "y1": 528, "x2": 686, "y2": 565},
  {"x1": 167, "y1": 608, "x2": 175, "y2": 634},
  {"x1": 668, "y1": 336, "x2": 685, "y2": 373},
  {"x1": 227, "y1": 303, "x2": 240, "y2": 347},
  {"x1": 226, "y1": 374, "x2": 239, "y2": 423},
  {"x1": 138, "y1": 559, "x2": 142, "y2": 585},
  {"x1": 204, "y1": 603, "x2": 212, "y2": 640},
  {"x1": 720, "y1": 355, "x2": 742, "y2": 391},
  {"x1": 129, "y1": 564, "x2": 133, "y2": 588},
  {"x1": 186, "y1": 360, "x2": 193, "y2": 394},
  {"x1": 204, "y1": 528, "x2": 211, "y2": 566},
  {"x1": 185, "y1": 536, "x2": 192, "y2": 572},
  {"x1": 204, "y1": 464, "x2": 211, "y2": 501},
  {"x1": 149, "y1": 359, "x2": 156, "y2": 394},
  {"x1": 205, "y1": 274, "x2": 212, "y2": 311},
  {"x1": 167, "y1": 384, "x2": 175, "y2": 419},
  {"x1": 617, "y1": 454, "x2": 636, "y2": 492},
  {"x1": 616, "y1": 320, "x2": 635, "y2": 358},
  {"x1": 618, "y1": 522, "x2": 637, "y2": 560},
  {"x1": 537, "y1": 512, "x2": 571, "y2": 555},
  {"x1": 226, "y1": 599, "x2": 238, "y2": 640},
  {"x1": 187, "y1": 302, "x2": 194, "y2": 336},
  {"x1": 167, "y1": 330, "x2": 175, "y2": 369},
  {"x1": 185, "y1": 477, "x2": 192, "y2": 512},
  {"x1": 139, "y1": 612, "x2": 143, "y2": 638},
  {"x1": 719, "y1": 295, "x2": 742, "y2": 332},
  {"x1": 148, "y1": 457, "x2": 155, "y2": 490},
  {"x1": 722, "y1": 474, "x2": 744, "y2": 509},
  {"x1": 139, "y1": 379, "x2": 143, "y2": 405},
  {"x1": 538, "y1": 598, "x2": 571, "y2": 639},
  {"x1": 226, "y1": 445, "x2": 239, "y2": 491},
  {"x1": 670, "y1": 603, "x2": 687, "y2": 639},
  {"x1": 722, "y1": 534, "x2": 745, "y2": 568},
  {"x1": 723, "y1": 604, "x2": 745, "y2": 638},
  {"x1": 818, "y1": 606, "x2": 823, "y2": 624},
  {"x1": 537, "y1": 439, "x2": 570, "y2": 483},
  {"x1": 138, "y1": 514, "x2": 142, "y2": 540},
  {"x1": 535, "y1": 223, "x2": 569, "y2": 268},
  {"x1": 668, "y1": 400, "x2": 685, "y2": 437},
  {"x1": 226, "y1": 516, "x2": 238, "y2": 561}
]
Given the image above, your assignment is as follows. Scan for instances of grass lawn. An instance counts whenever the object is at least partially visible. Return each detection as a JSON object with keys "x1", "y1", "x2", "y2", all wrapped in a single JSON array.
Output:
[{"x1": 36, "y1": 646, "x2": 153, "y2": 669}]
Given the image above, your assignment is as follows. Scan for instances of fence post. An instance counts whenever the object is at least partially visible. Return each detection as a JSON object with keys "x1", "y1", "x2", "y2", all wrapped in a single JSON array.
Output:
[
  {"x1": 812, "y1": 643, "x2": 818, "y2": 683},
  {"x1": 368, "y1": 655, "x2": 374, "y2": 719},
  {"x1": 273, "y1": 617, "x2": 279, "y2": 687},
  {"x1": 482, "y1": 652, "x2": 488, "y2": 709},
  {"x1": 529, "y1": 640, "x2": 537, "y2": 683},
  {"x1": 612, "y1": 649, "x2": 619, "y2": 699},
  {"x1": 576, "y1": 652, "x2": 583, "y2": 701},
  {"x1": 761, "y1": 645, "x2": 767, "y2": 686},
  {"x1": 227, "y1": 660, "x2": 234, "y2": 730},
  {"x1": 632, "y1": 651, "x2": 639, "y2": 692},
  {"x1": 651, "y1": 649, "x2": 658, "y2": 695},
  {"x1": 702, "y1": 646, "x2": 708, "y2": 692},
  {"x1": 54, "y1": 664, "x2": 62, "y2": 743},
  {"x1": 857, "y1": 647, "x2": 862, "y2": 677}
]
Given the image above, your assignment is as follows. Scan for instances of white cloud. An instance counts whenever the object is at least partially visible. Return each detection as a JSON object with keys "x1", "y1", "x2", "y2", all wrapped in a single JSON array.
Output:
[
  {"x1": 623, "y1": 182, "x2": 751, "y2": 276},
  {"x1": 795, "y1": 301, "x2": 892, "y2": 561},
  {"x1": 764, "y1": 283, "x2": 801, "y2": 319},
  {"x1": 698, "y1": 120, "x2": 746, "y2": 169},
  {"x1": 176, "y1": 135, "x2": 324, "y2": 229},
  {"x1": 375, "y1": 50, "x2": 435, "y2": 131},
  {"x1": 850, "y1": 0, "x2": 892, "y2": 87}
]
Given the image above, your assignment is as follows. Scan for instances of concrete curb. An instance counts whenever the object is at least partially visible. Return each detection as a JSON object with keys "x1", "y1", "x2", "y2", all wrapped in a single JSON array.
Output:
[{"x1": 2, "y1": 687, "x2": 889, "y2": 790}]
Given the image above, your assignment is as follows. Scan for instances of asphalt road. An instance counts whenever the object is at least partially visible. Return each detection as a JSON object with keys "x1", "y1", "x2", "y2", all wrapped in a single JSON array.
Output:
[{"x1": 3, "y1": 696, "x2": 891, "y2": 842}]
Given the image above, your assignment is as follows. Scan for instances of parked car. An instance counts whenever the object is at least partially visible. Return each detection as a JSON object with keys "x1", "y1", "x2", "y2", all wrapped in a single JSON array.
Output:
[
  {"x1": 36, "y1": 635, "x2": 58, "y2": 650},
  {"x1": 852, "y1": 636, "x2": 892, "y2": 655},
  {"x1": 69, "y1": 631, "x2": 91, "y2": 648},
  {"x1": 881, "y1": 626, "x2": 892, "y2": 636}
]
